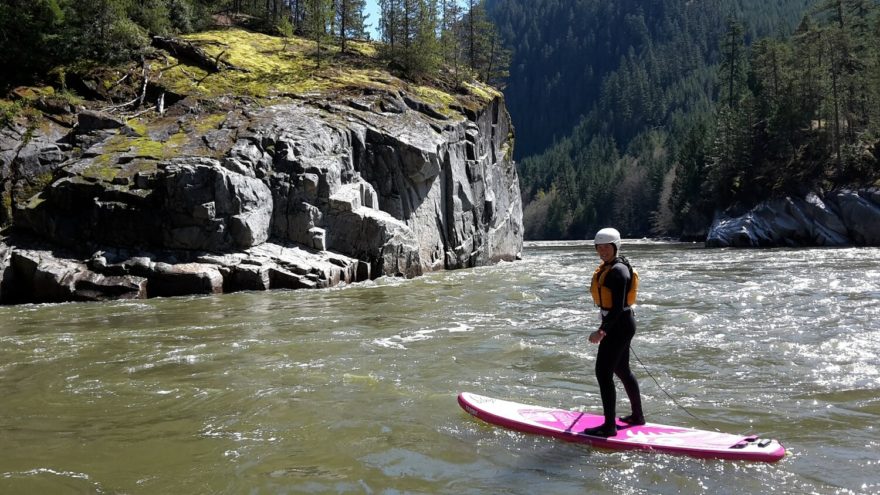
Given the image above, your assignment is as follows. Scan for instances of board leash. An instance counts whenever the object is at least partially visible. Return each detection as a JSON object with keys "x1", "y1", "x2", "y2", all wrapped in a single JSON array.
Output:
[{"x1": 630, "y1": 345, "x2": 720, "y2": 432}]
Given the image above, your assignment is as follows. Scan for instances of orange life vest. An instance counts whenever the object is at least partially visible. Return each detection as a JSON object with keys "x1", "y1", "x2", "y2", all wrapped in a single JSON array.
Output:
[{"x1": 590, "y1": 257, "x2": 639, "y2": 310}]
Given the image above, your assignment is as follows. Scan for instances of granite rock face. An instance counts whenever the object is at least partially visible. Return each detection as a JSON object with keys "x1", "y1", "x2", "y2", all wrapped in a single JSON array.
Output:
[
  {"x1": 0, "y1": 90, "x2": 523, "y2": 304},
  {"x1": 706, "y1": 190, "x2": 880, "y2": 247}
]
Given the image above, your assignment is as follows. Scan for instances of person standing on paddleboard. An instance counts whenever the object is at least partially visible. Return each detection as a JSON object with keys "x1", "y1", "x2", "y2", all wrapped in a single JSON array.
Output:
[{"x1": 583, "y1": 227, "x2": 645, "y2": 437}]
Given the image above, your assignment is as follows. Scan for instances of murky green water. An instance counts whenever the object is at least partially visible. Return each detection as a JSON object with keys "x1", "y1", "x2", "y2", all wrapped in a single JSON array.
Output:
[{"x1": 1, "y1": 241, "x2": 878, "y2": 494}]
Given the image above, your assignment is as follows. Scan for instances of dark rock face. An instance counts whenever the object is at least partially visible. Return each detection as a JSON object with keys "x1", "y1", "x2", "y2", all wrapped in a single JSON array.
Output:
[
  {"x1": 706, "y1": 190, "x2": 880, "y2": 247},
  {"x1": 0, "y1": 91, "x2": 523, "y2": 304}
]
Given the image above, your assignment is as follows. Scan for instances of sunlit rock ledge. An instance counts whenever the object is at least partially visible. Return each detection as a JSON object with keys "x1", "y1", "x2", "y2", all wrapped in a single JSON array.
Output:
[
  {"x1": 0, "y1": 30, "x2": 523, "y2": 304},
  {"x1": 706, "y1": 189, "x2": 880, "y2": 248}
]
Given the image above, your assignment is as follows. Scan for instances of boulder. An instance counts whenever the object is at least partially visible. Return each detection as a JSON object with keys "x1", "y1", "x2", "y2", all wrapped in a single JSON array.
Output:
[
  {"x1": 8, "y1": 248, "x2": 147, "y2": 303},
  {"x1": 706, "y1": 189, "x2": 880, "y2": 247},
  {"x1": 147, "y1": 262, "x2": 223, "y2": 298},
  {"x1": 72, "y1": 271, "x2": 148, "y2": 301},
  {"x1": 827, "y1": 189, "x2": 880, "y2": 245},
  {"x1": 10, "y1": 249, "x2": 83, "y2": 302},
  {"x1": 76, "y1": 109, "x2": 128, "y2": 132},
  {"x1": 225, "y1": 262, "x2": 271, "y2": 292}
]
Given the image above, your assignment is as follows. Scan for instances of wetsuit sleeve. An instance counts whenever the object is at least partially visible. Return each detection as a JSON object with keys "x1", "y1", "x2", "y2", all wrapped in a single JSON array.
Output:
[{"x1": 600, "y1": 263, "x2": 630, "y2": 331}]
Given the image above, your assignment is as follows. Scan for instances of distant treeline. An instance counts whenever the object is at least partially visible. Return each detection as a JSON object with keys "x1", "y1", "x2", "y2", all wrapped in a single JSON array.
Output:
[
  {"x1": 0, "y1": 0, "x2": 507, "y2": 91},
  {"x1": 489, "y1": 0, "x2": 880, "y2": 239}
]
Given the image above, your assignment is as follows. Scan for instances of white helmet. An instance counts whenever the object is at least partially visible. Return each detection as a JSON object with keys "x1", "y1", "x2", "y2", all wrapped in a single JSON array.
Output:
[{"x1": 594, "y1": 227, "x2": 621, "y2": 252}]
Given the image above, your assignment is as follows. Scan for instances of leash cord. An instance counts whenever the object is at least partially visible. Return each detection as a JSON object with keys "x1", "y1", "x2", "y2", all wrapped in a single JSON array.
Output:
[{"x1": 630, "y1": 345, "x2": 719, "y2": 431}]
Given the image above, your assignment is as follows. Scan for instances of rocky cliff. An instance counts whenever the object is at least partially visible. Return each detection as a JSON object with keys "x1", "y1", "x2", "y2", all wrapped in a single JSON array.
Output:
[
  {"x1": 0, "y1": 31, "x2": 523, "y2": 304},
  {"x1": 706, "y1": 189, "x2": 880, "y2": 247}
]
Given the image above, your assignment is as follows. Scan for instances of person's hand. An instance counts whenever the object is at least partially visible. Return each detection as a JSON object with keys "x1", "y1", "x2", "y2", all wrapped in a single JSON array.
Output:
[{"x1": 589, "y1": 329, "x2": 605, "y2": 344}]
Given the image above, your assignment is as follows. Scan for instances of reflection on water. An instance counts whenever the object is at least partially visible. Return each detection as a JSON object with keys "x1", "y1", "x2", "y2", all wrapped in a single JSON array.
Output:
[{"x1": 1, "y1": 242, "x2": 878, "y2": 494}]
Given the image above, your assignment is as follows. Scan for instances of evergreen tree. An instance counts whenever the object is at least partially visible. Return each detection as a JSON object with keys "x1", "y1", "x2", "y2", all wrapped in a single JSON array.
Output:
[
  {"x1": 439, "y1": 0, "x2": 465, "y2": 81},
  {"x1": 0, "y1": 0, "x2": 65, "y2": 88},
  {"x1": 376, "y1": 0, "x2": 510, "y2": 85},
  {"x1": 446, "y1": 0, "x2": 507, "y2": 85},
  {"x1": 378, "y1": 0, "x2": 401, "y2": 53},
  {"x1": 719, "y1": 17, "x2": 747, "y2": 110},
  {"x1": 791, "y1": 15, "x2": 824, "y2": 130},
  {"x1": 303, "y1": 0, "x2": 334, "y2": 65},
  {"x1": 669, "y1": 117, "x2": 713, "y2": 235},
  {"x1": 131, "y1": 0, "x2": 171, "y2": 36},
  {"x1": 337, "y1": 0, "x2": 368, "y2": 52}
]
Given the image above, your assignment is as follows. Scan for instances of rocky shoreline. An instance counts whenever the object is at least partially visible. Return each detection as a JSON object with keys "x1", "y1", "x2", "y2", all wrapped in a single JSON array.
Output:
[
  {"x1": 706, "y1": 189, "x2": 880, "y2": 248},
  {"x1": 1, "y1": 74, "x2": 523, "y2": 305}
]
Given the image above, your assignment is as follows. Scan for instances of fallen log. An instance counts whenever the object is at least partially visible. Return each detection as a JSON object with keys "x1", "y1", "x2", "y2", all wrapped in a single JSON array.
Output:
[{"x1": 151, "y1": 36, "x2": 249, "y2": 74}]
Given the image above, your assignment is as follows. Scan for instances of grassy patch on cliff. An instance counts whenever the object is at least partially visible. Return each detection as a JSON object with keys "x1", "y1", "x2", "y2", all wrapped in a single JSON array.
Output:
[
  {"x1": 82, "y1": 154, "x2": 161, "y2": 184},
  {"x1": 150, "y1": 28, "x2": 498, "y2": 118}
]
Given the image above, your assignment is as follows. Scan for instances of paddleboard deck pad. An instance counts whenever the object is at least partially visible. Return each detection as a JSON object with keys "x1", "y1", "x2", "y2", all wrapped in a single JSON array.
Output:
[{"x1": 458, "y1": 392, "x2": 786, "y2": 462}]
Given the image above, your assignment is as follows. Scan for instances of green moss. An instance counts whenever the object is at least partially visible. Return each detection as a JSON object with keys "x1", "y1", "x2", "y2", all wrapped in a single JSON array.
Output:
[
  {"x1": 152, "y1": 29, "x2": 467, "y2": 107},
  {"x1": 102, "y1": 134, "x2": 133, "y2": 154},
  {"x1": 193, "y1": 113, "x2": 227, "y2": 133},
  {"x1": 11, "y1": 86, "x2": 55, "y2": 101},
  {"x1": 81, "y1": 152, "x2": 125, "y2": 182},
  {"x1": 100, "y1": 130, "x2": 192, "y2": 165},
  {"x1": 60, "y1": 91, "x2": 85, "y2": 106},
  {"x1": 126, "y1": 119, "x2": 148, "y2": 136},
  {"x1": 82, "y1": 155, "x2": 160, "y2": 184},
  {"x1": 347, "y1": 40, "x2": 378, "y2": 58},
  {"x1": 83, "y1": 160, "x2": 120, "y2": 182},
  {"x1": 153, "y1": 29, "x2": 329, "y2": 98},
  {"x1": 104, "y1": 135, "x2": 160, "y2": 159},
  {"x1": 413, "y1": 85, "x2": 459, "y2": 118},
  {"x1": 142, "y1": 28, "x2": 498, "y2": 128},
  {"x1": 0, "y1": 98, "x2": 43, "y2": 129},
  {"x1": 168, "y1": 131, "x2": 188, "y2": 144},
  {"x1": 0, "y1": 100, "x2": 23, "y2": 127},
  {"x1": 131, "y1": 138, "x2": 167, "y2": 158},
  {"x1": 461, "y1": 81, "x2": 501, "y2": 102}
]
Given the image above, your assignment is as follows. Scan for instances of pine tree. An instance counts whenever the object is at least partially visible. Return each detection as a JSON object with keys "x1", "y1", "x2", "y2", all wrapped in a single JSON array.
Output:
[
  {"x1": 0, "y1": 0, "x2": 65, "y2": 89},
  {"x1": 719, "y1": 17, "x2": 747, "y2": 110},
  {"x1": 379, "y1": 0, "x2": 402, "y2": 55},
  {"x1": 337, "y1": 0, "x2": 368, "y2": 52},
  {"x1": 303, "y1": 0, "x2": 334, "y2": 66},
  {"x1": 378, "y1": 0, "x2": 444, "y2": 78},
  {"x1": 460, "y1": 0, "x2": 509, "y2": 84},
  {"x1": 706, "y1": 98, "x2": 757, "y2": 206},
  {"x1": 792, "y1": 15, "x2": 824, "y2": 129},
  {"x1": 417, "y1": 1, "x2": 443, "y2": 73},
  {"x1": 439, "y1": 0, "x2": 465, "y2": 81}
]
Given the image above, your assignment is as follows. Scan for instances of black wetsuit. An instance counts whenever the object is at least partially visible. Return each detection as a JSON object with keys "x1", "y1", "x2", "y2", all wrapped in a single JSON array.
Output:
[{"x1": 595, "y1": 258, "x2": 643, "y2": 427}]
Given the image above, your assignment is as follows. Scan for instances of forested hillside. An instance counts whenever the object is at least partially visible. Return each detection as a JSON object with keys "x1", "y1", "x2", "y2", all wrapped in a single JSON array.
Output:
[
  {"x1": 0, "y1": 1, "x2": 504, "y2": 93},
  {"x1": 489, "y1": 0, "x2": 880, "y2": 240},
  {"x1": 488, "y1": 0, "x2": 813, "y2": 159}
]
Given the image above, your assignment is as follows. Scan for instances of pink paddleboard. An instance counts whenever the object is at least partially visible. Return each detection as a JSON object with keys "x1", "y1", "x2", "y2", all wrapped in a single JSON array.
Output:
[{"x1": 458, "y1": 392, "x2": 786, "y2": 462}]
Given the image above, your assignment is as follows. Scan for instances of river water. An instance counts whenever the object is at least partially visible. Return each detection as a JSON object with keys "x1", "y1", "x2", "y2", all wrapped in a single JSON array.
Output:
[{"x1": 1, "y1": 241, "x2": 878, "y2": 494}]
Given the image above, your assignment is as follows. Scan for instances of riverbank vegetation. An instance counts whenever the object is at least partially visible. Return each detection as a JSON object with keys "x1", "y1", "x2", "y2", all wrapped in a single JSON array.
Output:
[{"x1": 492, "y1": 0, "x2": 880, "y2": 239}]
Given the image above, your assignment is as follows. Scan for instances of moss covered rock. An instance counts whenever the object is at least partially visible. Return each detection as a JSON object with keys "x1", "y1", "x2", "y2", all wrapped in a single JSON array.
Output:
[{"x1": 0, "y1": 28, "x2": 523, "y2": 305}]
